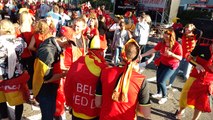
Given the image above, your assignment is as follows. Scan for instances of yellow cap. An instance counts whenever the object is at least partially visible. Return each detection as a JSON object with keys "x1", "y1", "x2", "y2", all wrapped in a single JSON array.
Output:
[
  {"x1": 89, "y1": 35, "x2": 107, "y2": 50},
  {"x1": 172, "y1": 17, "x2": 180, "y2": 23}
]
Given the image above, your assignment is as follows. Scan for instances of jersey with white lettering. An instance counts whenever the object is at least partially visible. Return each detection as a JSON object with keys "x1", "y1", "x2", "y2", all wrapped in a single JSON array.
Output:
[{"x1": 64, "y1": 54, "x2": 107, "y2": 119}]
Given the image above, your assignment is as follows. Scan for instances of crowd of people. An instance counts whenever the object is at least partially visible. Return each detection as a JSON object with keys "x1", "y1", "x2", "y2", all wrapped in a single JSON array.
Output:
[{"x1": 0, "y1": 0, "x2": 212, "y2": 120}]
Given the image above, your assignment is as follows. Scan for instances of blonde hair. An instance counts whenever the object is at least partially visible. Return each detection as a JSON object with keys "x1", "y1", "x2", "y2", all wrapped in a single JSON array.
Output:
[
  {"x1": 0, "y1": 19, "x2": 15, "y2": 35},
  {"x1": 185, "y1": 24, "x2": 196, "y2": 31},
  {"x1": 34, "y1": 20, "x2": 50, "y2": 34},
  {"x1": 46, "y1": 16, "x2": 56, "y2": 30},
  {"x1": 19, "y1": 11, "x2": 33, "y2": 25},
  {"x1": 74, "y1": 17, "x2": 86, "y2": 27},
  {"x1": 163, "y1": 29, "x2": 176, "y2": 49}
]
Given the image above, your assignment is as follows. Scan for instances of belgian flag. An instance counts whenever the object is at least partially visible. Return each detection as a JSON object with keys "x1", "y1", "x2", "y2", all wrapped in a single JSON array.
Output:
[{"x1": 32, "y1": 58, "x2": 50, "y2": 97}]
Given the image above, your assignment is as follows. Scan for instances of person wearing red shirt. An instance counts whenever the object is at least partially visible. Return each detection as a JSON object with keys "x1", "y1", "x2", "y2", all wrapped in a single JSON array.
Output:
[
  {"x1": 64, "y1": 35, "x2": 108, "y2": 120},
  {"x1": 141, "y1": 29, "x2": 182, "y2": 104},
  {"x1": 28, "y1": 19, "x2": 52, "y2": 52},
  {"x1": 60, "y1": 18, "x2": 88, "y2": 68},
  {"x1": 87, "y1": 17, "x2": 99, "y2": 40},
  {"x1": 95, "y1": 39, "x2": 151, "y2": 120},
  {"x1": 168, "y1": 24, "x2": 198, "y2": 88},
  {"x1": 15, "y1": 11, "x2": 35, "y2": 91},
  {"x1": 175, "y1": 40, "x2": 213, "y2": 120},
  {"x1": 86, "y1": 12, "x2": 99, "y2": 40}
]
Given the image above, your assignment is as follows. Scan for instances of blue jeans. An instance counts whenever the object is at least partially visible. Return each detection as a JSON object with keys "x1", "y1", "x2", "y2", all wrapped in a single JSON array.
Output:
[
  {"x1": 37, "y1": 83, "x2": 58, "y2": 120},
  {"x1": 169, "y1": 66, "x2": 179, "y2": 85},
  {"x1": 157, "y1": 63, "x2": 175, "y2": 97},
  {"x1": 179, "y1": 58, "x2": 192, "y2": 79},
  {"x1": 169, "y1": 58, "x2": 192, "y2": 85},
  {"x1": 114, "y1": 47, "x2": 122, "y2": 65}
]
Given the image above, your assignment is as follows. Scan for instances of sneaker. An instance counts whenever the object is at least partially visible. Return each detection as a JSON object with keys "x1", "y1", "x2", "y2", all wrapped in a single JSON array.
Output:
[
  {"x1": 172, "y1": 88, "x2": 178, "y2": 92},
  {"x1": 29, "y1": 98, "x2": 39, "y2": 106},
  {"x1": 158, "y1": 97, "x2": 167, "y2": 104},
  {"x1": 151, "y1": 93, "x2": 162, "y2": 98},
  {"x1": 174, "y1": 110, "x2": 185, "y2": 119},
  {"x1": 166, "y1": 84, "x2": 172, "y2": 89}
]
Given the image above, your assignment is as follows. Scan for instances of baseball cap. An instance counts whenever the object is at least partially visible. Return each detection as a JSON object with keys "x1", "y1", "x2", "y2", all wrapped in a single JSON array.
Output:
[
  {"x1": 89, "y1": 35, "x2": 107, "y2": 50},
  {"x1": 60, "y1": 26, "x2": 74, "y2": 41}
]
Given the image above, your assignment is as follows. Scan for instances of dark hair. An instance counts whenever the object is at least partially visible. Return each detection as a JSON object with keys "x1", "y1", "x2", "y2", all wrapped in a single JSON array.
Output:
[
  {"x1": 98, "y1": 15, "x2": 104, "y2": 21},
  {"x1": 139, "y1": 12, "x2": 146, "y2": 18}
]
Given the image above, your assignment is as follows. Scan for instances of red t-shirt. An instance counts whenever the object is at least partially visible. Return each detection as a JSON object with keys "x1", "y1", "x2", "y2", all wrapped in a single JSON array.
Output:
[
  {"x1": 172, "y1": 23, "x2": 183, "y2": 30},
  {"x1": 132, "y1": 15, "x2": 138, "y2": 25},
  {"x1": 17, "y1": 28, "x2": 34, "y2": 58},
  {"x1": 154, "y1": 41, "x2": 182, "y2": 69},
  {"x1": 52, "y1": 61, "x2": 62, "y2": 84},
  {"x1": 98, "y1": 67, "x2": 145, "y2": 120},
  {"x1": 89, "y1": 28, "x2": 99, "y2": 38}
]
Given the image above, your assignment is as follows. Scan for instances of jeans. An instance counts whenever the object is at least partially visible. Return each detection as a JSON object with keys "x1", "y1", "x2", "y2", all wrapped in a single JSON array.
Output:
[
  {"x1": 157, "y1": 63, "x2": 175, "y2": 97},
  {"x1": 169, "y1": 66, "x2": 179, "y2": 85},
  {"x1": 169, "y1": 58, "x2": 193, "y2": 85},
  {"x1": 37, "y1": 83, "x2": 59, "y2": 120},
  {"x1": 114, "y1": 47, "x2": 122, "y2": 65},
  {"x1": 180, "y1": 58, "x2": 192, "y2": 80}
]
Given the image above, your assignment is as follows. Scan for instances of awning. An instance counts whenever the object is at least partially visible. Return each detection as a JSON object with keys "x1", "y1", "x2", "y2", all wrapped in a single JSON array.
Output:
[{"x1": 188, "y1": 4, "x2": 213, "y2": 8}]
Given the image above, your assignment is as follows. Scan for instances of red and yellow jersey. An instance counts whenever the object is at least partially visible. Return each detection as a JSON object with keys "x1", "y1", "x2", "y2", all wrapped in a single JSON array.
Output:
[
  {"x1": 63, "y1": 46, "x2": 85, "y2": 68},
  {"x1": 182, "y1": 35, "x2": 197, "y2": 58},
  {"x1": 63, "y1": 35, "x2": 87, "y2": 68},
  {"x1": 179, "y1": 44, "x2": 213, "y2": 112},
  {"x1": 64, "y1": 54, "x2": 107, "y2": 119},
  {"x1": 189, "y1": 44, "x2": 213, "y2": 84}
]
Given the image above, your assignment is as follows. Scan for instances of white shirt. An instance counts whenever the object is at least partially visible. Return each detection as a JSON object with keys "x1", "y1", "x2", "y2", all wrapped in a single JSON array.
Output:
[{"x1": 134, "y1": 21, "x2": 150, "y2": 45}]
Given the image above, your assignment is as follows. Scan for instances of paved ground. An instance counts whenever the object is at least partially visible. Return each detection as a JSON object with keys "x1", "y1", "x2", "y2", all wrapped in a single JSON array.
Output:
[{"x1": 143, "y1": 68, "x2": 213, "y2": 120}]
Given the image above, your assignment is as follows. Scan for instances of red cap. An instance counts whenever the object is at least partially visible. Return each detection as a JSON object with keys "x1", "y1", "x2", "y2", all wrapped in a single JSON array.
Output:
[
  {"x1": 60, "y1": 26, "x2": 74, "y2": 40},
  {"x1": 124, "y1": 11, "x2": 132, "y2": 18}
]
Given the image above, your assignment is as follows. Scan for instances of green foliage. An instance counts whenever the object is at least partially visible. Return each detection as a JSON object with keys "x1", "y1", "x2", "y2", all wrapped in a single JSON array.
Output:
[{"x1": 177, "y1": 10, "x2": 212, "y2": 25}]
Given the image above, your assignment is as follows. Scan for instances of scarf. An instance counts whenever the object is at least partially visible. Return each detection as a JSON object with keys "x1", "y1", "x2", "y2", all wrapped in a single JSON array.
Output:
[
  {"x1": 112, "y1": 38, "x2": 140, "y2": 102},
  {"x1": 112, "y1": 62, "x2": 133, "y2": 102}
]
